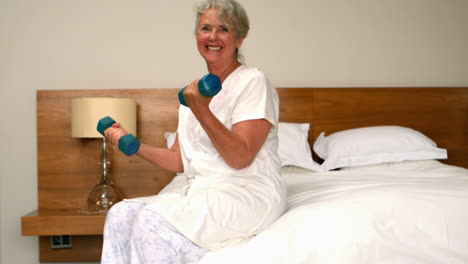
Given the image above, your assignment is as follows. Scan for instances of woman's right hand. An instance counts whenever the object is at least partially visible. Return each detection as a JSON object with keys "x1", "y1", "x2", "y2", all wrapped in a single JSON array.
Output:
[{"x1": 104, "y1": 123, "x2": 128, "y2": 151}]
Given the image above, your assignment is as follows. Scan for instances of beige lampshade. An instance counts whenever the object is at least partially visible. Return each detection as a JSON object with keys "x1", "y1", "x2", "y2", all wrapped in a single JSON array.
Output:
[{"x1": 72, "y1": 97, "x2": 137, "y2": 138}]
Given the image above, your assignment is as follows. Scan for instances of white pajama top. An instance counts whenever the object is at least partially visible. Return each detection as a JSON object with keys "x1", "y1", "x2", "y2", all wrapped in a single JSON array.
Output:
[{"x1": 137, "y1": 65, "x2": 287, "y2": 250}]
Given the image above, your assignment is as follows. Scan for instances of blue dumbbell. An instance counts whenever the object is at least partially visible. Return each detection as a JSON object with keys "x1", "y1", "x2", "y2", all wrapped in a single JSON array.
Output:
[
  {"x1": 178, "y1": 73, "x2": 222, "y2": 107},
  {"x1": 96, "y1": 116, "x2": 141, "y2": 156}
]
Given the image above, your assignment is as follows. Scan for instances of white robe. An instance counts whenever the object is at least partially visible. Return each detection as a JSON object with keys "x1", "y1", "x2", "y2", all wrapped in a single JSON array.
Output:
[{"x1": 135, "y1": 65, "x2": 287, "y2": 250}]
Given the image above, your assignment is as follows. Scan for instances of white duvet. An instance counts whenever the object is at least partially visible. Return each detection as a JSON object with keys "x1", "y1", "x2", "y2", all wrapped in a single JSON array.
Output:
[{"x1": 194, "y1": 160, "x2": 468, "y2": 264}]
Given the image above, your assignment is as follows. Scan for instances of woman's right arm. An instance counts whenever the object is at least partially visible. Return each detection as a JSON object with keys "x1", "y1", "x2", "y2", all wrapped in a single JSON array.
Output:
[
  {"x1": 105, "y1": 123, "x2": 184, "y2": 173},
  {"x1": 136, "y1": 136, "x2": 184, "y2": 173}
]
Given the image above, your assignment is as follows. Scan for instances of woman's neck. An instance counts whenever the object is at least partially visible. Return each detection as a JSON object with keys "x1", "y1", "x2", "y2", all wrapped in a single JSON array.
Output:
[{"x1": 208, "y1": 60, "x2": 241, "y2": 82}]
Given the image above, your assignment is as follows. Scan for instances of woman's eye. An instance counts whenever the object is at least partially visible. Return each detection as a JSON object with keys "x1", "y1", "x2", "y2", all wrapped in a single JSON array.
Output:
[
  {"x1": 220, "y1": 27, "x2": 229, "y2": 32},
  {"x1": 200, "y1": 26, "x2": 210, "y2": 32}
]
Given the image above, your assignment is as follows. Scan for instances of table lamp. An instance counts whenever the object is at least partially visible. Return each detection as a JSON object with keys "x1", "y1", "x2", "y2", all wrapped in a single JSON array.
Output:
[{"x1": 71, "y1": 97, "x2": 137, "y2": 214}]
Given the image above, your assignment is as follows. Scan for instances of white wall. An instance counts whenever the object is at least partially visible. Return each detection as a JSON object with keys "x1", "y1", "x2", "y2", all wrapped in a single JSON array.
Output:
[{"x1": 1, "y1": 0, "x2": 467, "y2": 263}]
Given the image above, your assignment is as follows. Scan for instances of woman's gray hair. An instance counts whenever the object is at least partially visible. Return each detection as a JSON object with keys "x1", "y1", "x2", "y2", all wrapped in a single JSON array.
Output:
[{"x1": 194, "y1": 0, "x2": 250, "y2": 62}]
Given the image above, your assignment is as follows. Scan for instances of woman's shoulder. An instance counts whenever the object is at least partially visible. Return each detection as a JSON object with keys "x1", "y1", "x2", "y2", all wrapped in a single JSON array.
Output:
[
  {"x1": 237, "y1": 64, "x2": 265, "y2": 75},
  {"x1": 223, "y1": 64, "x2": 272, "y2": 95},
  {"x1": 233, "y1": 65, "x2": 269, "y2": 83}
]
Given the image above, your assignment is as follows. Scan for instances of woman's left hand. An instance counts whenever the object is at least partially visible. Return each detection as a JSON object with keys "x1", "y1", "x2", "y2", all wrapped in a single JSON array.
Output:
[{"x1": 183, "y1": 79, "x2": 213, "y2": 111}]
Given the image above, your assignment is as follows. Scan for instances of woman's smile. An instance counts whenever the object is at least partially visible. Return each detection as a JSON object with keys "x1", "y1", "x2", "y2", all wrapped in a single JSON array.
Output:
[{"x1": 208, "y1": 46, "x2": 222, "y2": 51}]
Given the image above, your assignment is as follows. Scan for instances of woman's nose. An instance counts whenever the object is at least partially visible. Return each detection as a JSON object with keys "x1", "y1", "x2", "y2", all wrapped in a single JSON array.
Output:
[{"x1": 208, "y1": 31, "x2": 218, "y2": 41}]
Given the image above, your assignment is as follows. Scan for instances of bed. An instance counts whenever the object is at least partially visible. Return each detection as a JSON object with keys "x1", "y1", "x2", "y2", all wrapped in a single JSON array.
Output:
[
  {"x1": 192, "y1": 128, "x2": 468, "y2": 263},
  {"x1": 27, "y1": 87, "x2": 468, "y2": 262}
]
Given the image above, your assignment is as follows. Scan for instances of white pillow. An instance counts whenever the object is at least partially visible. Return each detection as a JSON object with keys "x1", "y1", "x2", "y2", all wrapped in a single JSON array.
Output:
[
  {"x1": 278, "y1": 122, "x2": 321, "y2": 171},
  {"x1": 164, "y1": 132, "x2": 177, "y2": 148},
  {"x1": 313, "y1": 126, "x2": 447, "y2": 171}
]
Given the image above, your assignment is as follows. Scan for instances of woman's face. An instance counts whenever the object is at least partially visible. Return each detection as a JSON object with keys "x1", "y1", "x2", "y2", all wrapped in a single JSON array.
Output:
[{"x1": 196, "y1": 9, "x2": 244, "y2": 66}]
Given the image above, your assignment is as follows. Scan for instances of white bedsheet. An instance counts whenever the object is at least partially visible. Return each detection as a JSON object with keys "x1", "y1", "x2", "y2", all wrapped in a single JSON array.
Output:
[{"x1": 194, "y1": 160, "x2": 468, "y2": 264}]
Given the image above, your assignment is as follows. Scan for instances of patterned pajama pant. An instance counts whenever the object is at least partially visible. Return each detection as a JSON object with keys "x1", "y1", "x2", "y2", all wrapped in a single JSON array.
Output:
[{"x1": 101, "y1": 200, "x2": 208, "y2": 264}]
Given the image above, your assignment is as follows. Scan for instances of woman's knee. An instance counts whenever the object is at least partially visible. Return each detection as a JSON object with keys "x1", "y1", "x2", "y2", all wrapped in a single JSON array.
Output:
[
  {"x1": 105, "y1": 200, "x2": 147, "y2": 226},
  {"x1": 132, "y1": 208, "x2": 158, "y2": 232}
]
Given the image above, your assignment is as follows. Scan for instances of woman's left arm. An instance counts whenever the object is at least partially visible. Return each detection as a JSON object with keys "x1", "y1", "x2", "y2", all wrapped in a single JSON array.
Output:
[
  {"x1": 183, "y1": 79, "x2": 272, "y2": 170},
  {"x1": 194, "y1": 105, "x2": 271, "y2": 170}
]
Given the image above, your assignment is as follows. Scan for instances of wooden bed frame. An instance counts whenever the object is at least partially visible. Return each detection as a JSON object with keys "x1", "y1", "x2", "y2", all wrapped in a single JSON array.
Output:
[{"x1": 22, "y1": 87, "x2": 468, "y2": 262}]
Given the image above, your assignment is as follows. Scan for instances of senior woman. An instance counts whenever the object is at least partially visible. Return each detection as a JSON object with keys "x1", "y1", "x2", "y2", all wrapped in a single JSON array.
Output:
[{"x1": 101, "y1": 0, "x2": 287, "y2": 263}]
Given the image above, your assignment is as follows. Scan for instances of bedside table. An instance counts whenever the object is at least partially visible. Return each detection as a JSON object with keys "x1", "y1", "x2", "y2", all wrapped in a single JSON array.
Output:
[{"x1": 21, "y1": 209, "x2": 106, "y2": 262}]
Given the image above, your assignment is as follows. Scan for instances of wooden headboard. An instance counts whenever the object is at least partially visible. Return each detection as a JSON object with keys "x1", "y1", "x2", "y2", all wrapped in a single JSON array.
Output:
[
  {"x1": 37, "y1": 87, "x2": 468, "y2": 211},
  {"x1": 278, "y1": 88, "x2": 468, "y2": 165}
]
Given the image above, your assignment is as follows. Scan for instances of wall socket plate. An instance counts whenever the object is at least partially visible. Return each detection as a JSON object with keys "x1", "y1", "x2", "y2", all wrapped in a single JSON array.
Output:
[{"x1": 51, "y1": 235, "x2": 72, "y2": 249}]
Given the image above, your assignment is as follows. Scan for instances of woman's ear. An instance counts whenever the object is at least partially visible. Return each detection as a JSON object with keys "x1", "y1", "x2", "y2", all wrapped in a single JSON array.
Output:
[{"x1": 236, "y1": 37, "x2": 245, "y2": 49}]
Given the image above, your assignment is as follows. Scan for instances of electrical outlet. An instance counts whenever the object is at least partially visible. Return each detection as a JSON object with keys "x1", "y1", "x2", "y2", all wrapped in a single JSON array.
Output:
[{"x1": 50, "y1": 235, "x2": 72, "y2": 249}]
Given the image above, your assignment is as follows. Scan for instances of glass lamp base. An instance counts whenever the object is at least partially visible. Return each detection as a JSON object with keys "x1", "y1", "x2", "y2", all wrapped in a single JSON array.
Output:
[{"x1": 87, "y1": 182, "x2": 123, "y2": 214}]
